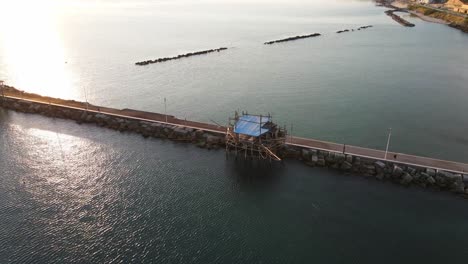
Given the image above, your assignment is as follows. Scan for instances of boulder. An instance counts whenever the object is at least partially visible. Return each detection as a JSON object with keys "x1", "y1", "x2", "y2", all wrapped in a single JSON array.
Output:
[
  {"x1": 85, "y1": 114, "x2": 93, "y2": 122},
  {"x1": 426, "y1": 168, "x2": 436, "y2": 177},
  {"x1": 419, "y1": 172, "x2": 429, "y2": 181},
  {"x1": 285, "y1": 148, "x2": 301, "y2": 158},
  {"x1": 427, "y1": 176, "x2": 436, "y2": 185},
  {"x1": 345, "y1": 154, "x2": 353, "y2": 163},
  {"x1": 437, "y1": 170, "x2": 455, "y2": 183},
  {"x1": 392, "y1": 165, "x2": 404, "y2": 178},
  {"x1": 400, "y1": 173, "x2": 413, "y2": 185},
  {"x1": 173, "y1": 127, "x2": 190, "y2": 139},
  {"x1": 412, "y1": 173, "x2": 422, "y2": 182},
  {"x1": 301, "y1": 149, "x2": 311, "y2": 160},
  {"x1": 407, "y1": 167, "x2": 417, "y2": 175},
  {"x1": 325, "y1": 152, "x2": 335, "y2": 163},
  {"x1": 450, "y1": 182, "x2": 465, "y2": 194},
  {"x1": 375, "y1": 161, "x2": 386, "y2": 170},
  {"x1": 311, "y1": 154, "x2": 318, "y2": 163},
  {"x1": 341, "y1": 161, "x2": 352, "y2": 171},
  {"x1": 435, "y1": 175, "x2": 447, "y2": 187},
  {"x1": 335, "y1": 153, "x2": 345, "y2": 163},
  {"x1": 463, "y1": 175, "x2": 468, "y2": 185},
  {"x1": 353, "y1": 157, "x2": 361, "y2": 165},
  {"x1": 316, "y1": 158, "x2": 326, "y2": 167}
]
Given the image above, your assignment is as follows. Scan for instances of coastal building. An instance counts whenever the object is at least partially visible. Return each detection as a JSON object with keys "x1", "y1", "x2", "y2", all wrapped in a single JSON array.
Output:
[
  {"x1": 454, "y1": 4, "x2": 468, "y2": 13},
  {"x1": 225, "y1": 112, "x2": 286, "y2": 161},
  {"x1": 413, "y1": 0, "x2": 442, "y2": 4},
  {"x1": 445, "y1": 0, "x2": 468, "y2": 13}
]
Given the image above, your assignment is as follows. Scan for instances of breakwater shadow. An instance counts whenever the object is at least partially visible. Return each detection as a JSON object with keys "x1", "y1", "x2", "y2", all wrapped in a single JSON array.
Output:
[{"x1": 225, "y1": 158, "x2": 285, "y2": 190}]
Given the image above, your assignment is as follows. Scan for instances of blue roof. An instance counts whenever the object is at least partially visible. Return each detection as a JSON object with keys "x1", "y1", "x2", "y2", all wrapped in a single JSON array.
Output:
[{"x1": 233, "y1": 115, "x2": 271, "y2": 137}]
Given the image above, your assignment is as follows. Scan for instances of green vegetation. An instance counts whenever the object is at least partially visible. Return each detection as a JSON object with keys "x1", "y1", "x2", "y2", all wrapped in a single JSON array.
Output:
[
  {"x1": 465, "y1": 17, "x2": 468, "y2": 25},
  {"x1": 423, "y1": 9, "x2": 437, "y2": 16},
  {"x1": 409, "y1": 4, "x2": 467, "y2": 26}
]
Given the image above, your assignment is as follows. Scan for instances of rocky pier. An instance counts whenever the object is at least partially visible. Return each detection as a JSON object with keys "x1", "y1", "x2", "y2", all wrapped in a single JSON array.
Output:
[
  {"x1": 135, "y1": 47, "x2": 228, "y2": 66},
  {"x1": 1, "y1": 87, "x2": 468, "y2": 199},
  {"x1": 385, "y1": 9, "x2": 416, "y2": 27},
  {"x1": 264, "y1": 33, "x2": 321, "y2": 45},
  {"x1": 284, "y1": 146, "x2": 468, "y2": 197}
]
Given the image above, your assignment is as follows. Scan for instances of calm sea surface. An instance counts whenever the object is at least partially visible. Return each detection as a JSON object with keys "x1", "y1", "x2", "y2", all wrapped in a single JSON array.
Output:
[{"x1": 1, "y1": 0, "x2": 468, "y2": 262}]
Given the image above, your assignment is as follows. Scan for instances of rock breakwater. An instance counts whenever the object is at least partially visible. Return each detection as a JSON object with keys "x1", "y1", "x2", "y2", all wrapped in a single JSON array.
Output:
[
  {"x1": 385, "y1": 9, "x2": 415, "y2": 27},
  {"x1": 284, "y1": 146, "x2": 468, "y2": 197},
  {"x1": 1, "y1": 97, "x2": 226, "y2": 150},
  {"x1": 2, "y1": 91, "x2": 467, "y2": 199},
  {"x1": 135, "y1": 47, "x2": 228, "y2": 66},
  {"x1": 336, "y1": 25, "x2": 373, "y2": 34},
  {"x1": 264, "y1": 33, "x2": 321, "y2": 45}
]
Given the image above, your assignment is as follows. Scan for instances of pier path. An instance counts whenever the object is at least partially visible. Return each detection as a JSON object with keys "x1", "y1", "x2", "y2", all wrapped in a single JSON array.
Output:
[{"x1": 2, "y1": 92, "x2": 468, "y2": 174}]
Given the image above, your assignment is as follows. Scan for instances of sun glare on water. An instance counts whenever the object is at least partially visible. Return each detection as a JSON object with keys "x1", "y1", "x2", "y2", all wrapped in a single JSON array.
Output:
[{"x1": 0, "y1": 0, "x2": 76, "y2": 99}]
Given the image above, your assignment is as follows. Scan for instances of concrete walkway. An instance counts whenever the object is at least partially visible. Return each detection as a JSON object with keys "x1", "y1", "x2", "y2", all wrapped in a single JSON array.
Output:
[
  {"x1": 2, "y1": 93, "x2": 468, "y2": 174},
  {"x1": 287, "y1": 136, "x2": 468, "y2": 174}
]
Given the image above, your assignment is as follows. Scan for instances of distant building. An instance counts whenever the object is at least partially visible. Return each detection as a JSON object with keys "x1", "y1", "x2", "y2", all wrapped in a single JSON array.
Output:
[
  {"x1": 446, "y1": 0, "x2": 468, "y2": 13},
  {"x1": 414, "y1": 0, "x2": 442, "y2": 3},
  {"x1": 454, "y1": 4, "x2": 468, "y2": 13}
]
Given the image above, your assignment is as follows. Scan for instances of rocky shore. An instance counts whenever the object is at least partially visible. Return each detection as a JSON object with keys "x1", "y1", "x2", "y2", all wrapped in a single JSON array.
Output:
[
  {"x1": 264, "y1": 33, "x2": 321, "y2": 45},
  {"x1": 449, "y1": 22, "x2": 468, "y2": 32},
  {"x1": 135, "y1": 47, "x2": 228, "y2": 66},
  {"x1": 2, "y1": 93, "x2": 467, "y2": 199}
]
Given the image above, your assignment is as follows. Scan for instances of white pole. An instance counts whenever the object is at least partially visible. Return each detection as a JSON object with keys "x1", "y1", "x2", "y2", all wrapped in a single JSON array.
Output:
[
  {"x1": 343, "y1": 136, "x2": 346, "y2": 154},
  {"x1": 83, "y1": 86, "x2": 89, "y2": 111},
  {"x1": 384, "y1": 128, "x2": 392, "y2": 160},
  {"x1": 164, "y1": 97, "x2": 167, "y2": 123},
  {"x1": 290, "y1": 124, "x2": 293, "y2": 143}
]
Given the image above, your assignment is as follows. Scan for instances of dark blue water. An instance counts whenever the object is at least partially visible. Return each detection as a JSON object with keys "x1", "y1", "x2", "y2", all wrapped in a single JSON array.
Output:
[{"x1": 1, "y1": 110, "x2": 468, "y2": 263}]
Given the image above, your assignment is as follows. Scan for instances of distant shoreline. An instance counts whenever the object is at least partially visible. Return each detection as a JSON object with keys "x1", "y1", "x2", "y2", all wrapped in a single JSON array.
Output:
[{"x1": 376, "y1": 0, "x2": 468, "y2": 33}]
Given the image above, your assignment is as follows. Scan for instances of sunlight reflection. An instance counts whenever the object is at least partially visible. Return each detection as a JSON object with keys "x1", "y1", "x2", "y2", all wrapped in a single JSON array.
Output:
[{"x1": 0, "y1": 0, "x2": 76, "y2": 99}]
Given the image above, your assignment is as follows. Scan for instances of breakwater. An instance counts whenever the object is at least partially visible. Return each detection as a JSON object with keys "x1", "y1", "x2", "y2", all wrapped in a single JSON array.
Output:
[
  {"x1": 385, "y1": 10, "x2": 415, "y2": 27},
  {"x1": 1, "y1": 86, "x2": 468, "y2": 199},
  {"x1": 336, "y1": 25, "x2": 373, "y2": 34},
  {"x1": 449, "y1": 23, "x2": 468, "y2": 33},
  {"x1": 264, "y1": 33, "x2": 321, "y2": 45},
  {"x1": 284, "y1": 145, "x2": 468, "y2": 196},
  {"x1": 135, "y1": 47, "x2": 228, "y2": 66}
]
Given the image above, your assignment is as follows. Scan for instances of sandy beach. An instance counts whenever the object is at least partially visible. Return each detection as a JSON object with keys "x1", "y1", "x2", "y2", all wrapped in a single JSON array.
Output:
[
  {"x1": 391, "y1": 0, "x2": 449, "y2": 24},
  {"x1": 408, "y1": 10, "x2": 450, "y2": 24}
]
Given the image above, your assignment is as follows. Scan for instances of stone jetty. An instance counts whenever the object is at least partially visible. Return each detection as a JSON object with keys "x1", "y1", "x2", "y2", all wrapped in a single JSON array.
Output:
[
  {"x1": 385, "y1": 10, "x2": 415, "y2": 27},
  {"x1": 264, "y1": 33, "x2": 321, "y2": 45},
  {"x1": 2, "y1": 85, "x2": 468, "y2": 199},
  {"x1": 357, "y1": 25, "x2": 373, "y2": 30},
  {"x1": 135, "y1": 47, "x2": 228, "y2": 66},
  {"x1": 1, "y1": 95, "x2": 226, "y2": 150},
  {"x1": 336, "y1": 25, "x2": 373, "y2": 34},
  {"x1": 286, "y1": 146, "x2": 468, "y2": 197}
]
